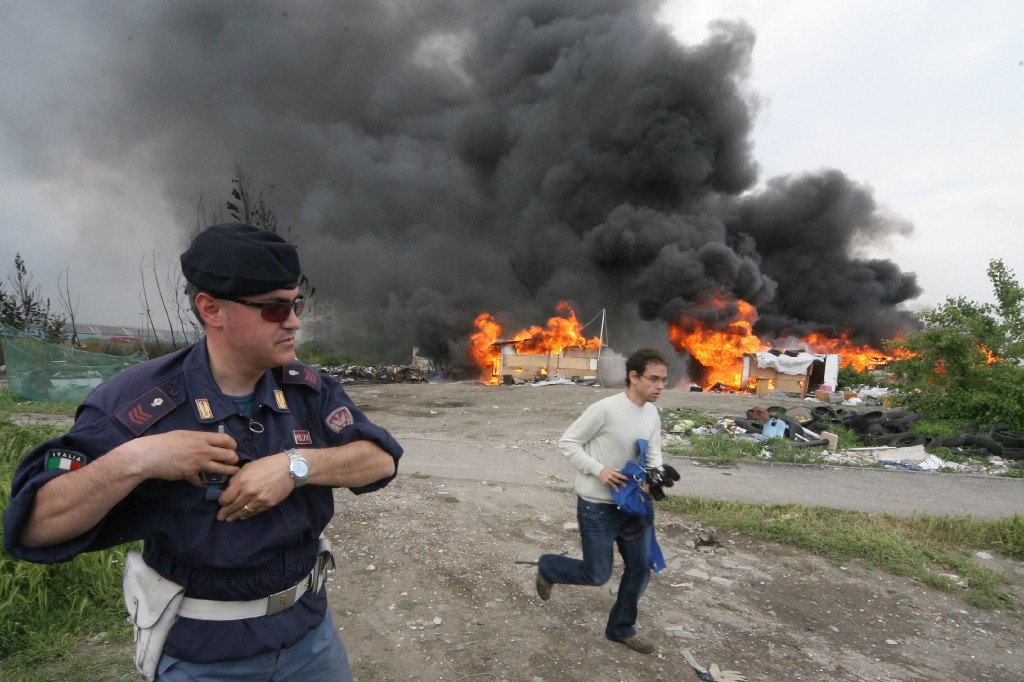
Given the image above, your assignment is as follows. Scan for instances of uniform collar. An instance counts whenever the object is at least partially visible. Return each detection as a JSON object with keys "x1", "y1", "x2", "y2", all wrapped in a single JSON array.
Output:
[{"x1": 183, "y1": 338, "x2": 292, "y2": 424}]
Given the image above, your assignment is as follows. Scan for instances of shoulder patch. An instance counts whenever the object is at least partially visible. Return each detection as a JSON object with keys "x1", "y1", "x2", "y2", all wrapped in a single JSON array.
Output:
[
  {"x1": 281, "y1": 363, "x2": 322, "y2": 391},
  {"x1": 325, "y1": 406, "x2": 354, "y2": 433},
  {"x1": 45, "y1": 449, "x2": 87, "y2": 471},
  {"x1": 115, "y1": 387, "x2": 179, "y2": 436}
]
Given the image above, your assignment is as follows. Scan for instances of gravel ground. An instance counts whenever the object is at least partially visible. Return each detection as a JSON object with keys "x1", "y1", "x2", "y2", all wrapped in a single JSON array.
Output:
[{"x1": 326, "y1": 382, "x2": 1024, "y2": 681}]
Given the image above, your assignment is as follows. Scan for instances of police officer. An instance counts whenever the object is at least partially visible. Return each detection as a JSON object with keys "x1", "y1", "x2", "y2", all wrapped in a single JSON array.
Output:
[{"x1": 3, "y1": 223, "x2": 402, "y2": 681}]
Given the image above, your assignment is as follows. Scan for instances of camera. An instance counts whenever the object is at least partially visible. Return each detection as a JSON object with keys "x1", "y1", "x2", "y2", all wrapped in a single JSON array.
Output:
[{"x1": 643, "y1": 464, "x2": 680, "y2": 501}]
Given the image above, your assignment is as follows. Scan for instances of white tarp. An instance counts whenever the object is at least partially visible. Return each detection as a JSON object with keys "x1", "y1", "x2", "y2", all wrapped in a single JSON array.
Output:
[{"x1": 754, "y1": 351, "x2": 822, "y2": 375}]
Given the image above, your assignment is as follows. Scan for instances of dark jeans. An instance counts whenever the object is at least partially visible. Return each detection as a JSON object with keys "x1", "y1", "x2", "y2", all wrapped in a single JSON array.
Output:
[{"x1": 538, "y1": 497, "x2": 652, "y2": 641}]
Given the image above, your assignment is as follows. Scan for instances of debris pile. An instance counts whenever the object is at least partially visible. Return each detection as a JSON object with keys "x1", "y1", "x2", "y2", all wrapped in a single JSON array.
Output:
[
  {"x1": 661, "y1": 404, "x2": 1022, "y2": 476},
  {"x1": 810, "y1": 385, "x2": 891, "y2": 406},
  {"x1": 319, "y1": 364, "x2": 429, "y2": 384}
]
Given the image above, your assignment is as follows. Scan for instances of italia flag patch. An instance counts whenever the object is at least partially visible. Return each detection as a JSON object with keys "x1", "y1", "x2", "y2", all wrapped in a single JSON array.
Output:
[{"x1": 45, "y1": 449, "x2": 86, "y2": 471}]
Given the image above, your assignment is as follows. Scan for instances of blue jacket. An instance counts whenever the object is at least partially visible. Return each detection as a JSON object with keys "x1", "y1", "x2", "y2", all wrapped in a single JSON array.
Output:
[{"x1": 3, "y1": 339, "x2": 403, "y2": 662}]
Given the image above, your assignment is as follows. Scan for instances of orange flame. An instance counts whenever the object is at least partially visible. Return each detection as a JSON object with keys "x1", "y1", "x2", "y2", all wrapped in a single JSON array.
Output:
[
  {"x1": 668, "y1": 298, "x2": 900, "y2": 390},
  {"x1": 473, "y1": 297, "x2": 907, "y2": 391},
  {"x1": 888, "y1": 345, "x2": 919, "y2": 362},
  {"x1": 468, "y1": 312, "x2": 504, "y2": 383},
  {"x1": 980, "y1": 344, "x2": 1002, "y2": 364},
  {"x1": 801, "y1": 331, "x2": 894, "y2": 372},
  {"x1": 468, "y1": 302, "x2": 602, "y2": 384},
  {"x1": 667, "y1": 299, "x2": 768, "y2": 389}
]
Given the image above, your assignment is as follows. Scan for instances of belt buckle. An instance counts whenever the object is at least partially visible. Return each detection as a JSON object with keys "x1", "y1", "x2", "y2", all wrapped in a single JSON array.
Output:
[{"x1": 265, "y1": 584, "x2": 299, "y2": 616}]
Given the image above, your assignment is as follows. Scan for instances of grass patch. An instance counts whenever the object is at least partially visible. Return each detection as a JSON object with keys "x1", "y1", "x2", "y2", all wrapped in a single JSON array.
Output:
[
  {"x1": 1, "y1": 418, "x2": 136, "y2": 676},
  {"x1": 0, "y1": 388, "x2": 77, "y2": 417},
  {"x1": 665, "y1": 416, "x2": 1022, "y2": 476},
  {"x1": 659, "y1": 496, "x2": 1022, "y2": 610},
  {"x1": 668, "y1": 432, "x2": 764, "y2": 464}
]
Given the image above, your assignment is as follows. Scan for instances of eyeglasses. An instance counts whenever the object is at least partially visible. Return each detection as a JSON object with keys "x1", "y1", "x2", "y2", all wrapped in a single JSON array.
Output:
[
  {"x1": 641, "y1": 375, "x2": 667, "y2": 386},
  {"x1": 218, "y1": 295, "x2": 306, "y2": 323}
]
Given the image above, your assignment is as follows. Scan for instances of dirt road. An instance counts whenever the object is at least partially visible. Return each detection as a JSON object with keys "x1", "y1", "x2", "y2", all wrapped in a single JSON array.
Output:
[
  {"x1": 356, "y1": 382, "x2": 1023, "y2": 519},
  {"x1": 325, "y1": 382, "x2": 1023, "y2": 681}
]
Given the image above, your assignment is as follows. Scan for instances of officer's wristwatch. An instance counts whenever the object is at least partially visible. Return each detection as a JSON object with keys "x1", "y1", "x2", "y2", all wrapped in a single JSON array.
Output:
[{"x1": 286, "y1": 448, "x2": 310, "y2": 487}]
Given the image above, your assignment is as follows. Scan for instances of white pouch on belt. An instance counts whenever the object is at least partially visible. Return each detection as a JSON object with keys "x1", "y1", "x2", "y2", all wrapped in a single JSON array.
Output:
[{"x1": 123, "y1": 550, "x2": 184, "y2": 681}]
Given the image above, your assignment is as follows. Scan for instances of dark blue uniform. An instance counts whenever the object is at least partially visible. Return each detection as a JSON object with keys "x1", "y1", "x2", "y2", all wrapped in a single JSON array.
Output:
[{"x1": 3, "y1": 339, "x2": 402, "y2": 663}]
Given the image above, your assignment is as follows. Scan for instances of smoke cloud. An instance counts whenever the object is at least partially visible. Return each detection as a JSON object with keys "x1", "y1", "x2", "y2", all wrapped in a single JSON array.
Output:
[{"x1": 4, "y1": 0, "x2": 921, "y2": 370}]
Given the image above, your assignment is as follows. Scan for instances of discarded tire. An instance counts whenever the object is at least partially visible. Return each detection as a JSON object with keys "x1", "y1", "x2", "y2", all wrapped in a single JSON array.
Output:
[
  {"x1": 988, "y1": 423, "x2": 1024, "y2": 448},
  {"x1": 767, "y1": 438, "x2": 830, "y2": 449},
  {"x1": 733, "y1": 418, "x2": 765, "y2": 434},
  {"x1": 884, "y1": 433, "x2": 926, "y2": 448},
  {"x1": 1000, "y1": 447, "x2": 1024, "y2": 460},
  {"x1": 941, "y1": 435, "x2": 1004, "y2": 457},
  {"x1": 779, "y1": 416, "x2": 805, "y2": 438}
]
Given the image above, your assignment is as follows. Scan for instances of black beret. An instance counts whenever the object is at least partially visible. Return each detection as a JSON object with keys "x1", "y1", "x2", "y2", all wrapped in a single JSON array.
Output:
[{"x1": 181, "y1": 223, "x2": 301, "y2": 296}]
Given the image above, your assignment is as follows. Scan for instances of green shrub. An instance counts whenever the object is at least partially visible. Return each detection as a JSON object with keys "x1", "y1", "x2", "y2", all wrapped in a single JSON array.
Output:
[{"x1": 0, "y1": 421, "x2": 133, "y2": 664}]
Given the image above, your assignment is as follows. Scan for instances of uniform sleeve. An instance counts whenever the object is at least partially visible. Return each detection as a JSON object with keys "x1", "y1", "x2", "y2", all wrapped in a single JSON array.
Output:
[
  {"x1": 2, "y1": 405, "x2": 160, "y2": 564},
  {"x1": 319, "y1": 378, "x2": 403, "y2": 495},
  {"x1": 558, "y1": 401, "x2": 607, "y2": 477}
]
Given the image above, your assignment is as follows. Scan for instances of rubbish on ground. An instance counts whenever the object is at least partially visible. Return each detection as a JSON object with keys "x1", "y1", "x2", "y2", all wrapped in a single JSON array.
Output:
[{"x1": 680, "y1": 649, "x2": 748, "y2": 682}]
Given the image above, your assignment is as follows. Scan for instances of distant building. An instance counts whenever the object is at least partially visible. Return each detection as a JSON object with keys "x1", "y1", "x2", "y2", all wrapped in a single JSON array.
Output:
[
  {"x1": 73, "y1": 322, "x2": 200, "y2": 346},
  {"x1": 296, "y1": 297, "x2": 342, "y2": 346}
]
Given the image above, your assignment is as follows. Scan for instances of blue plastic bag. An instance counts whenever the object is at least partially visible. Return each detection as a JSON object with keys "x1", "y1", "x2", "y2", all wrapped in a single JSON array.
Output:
[
  {"x1": 762, "y1": 418, "x2": 788, "y2": 438},
  {"x1": 611, "y1": 461, "x2": 653, "y2": 517}
]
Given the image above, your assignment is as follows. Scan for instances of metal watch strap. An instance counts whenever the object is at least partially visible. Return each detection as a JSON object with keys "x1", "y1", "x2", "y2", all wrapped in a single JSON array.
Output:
[{"x1": 287, "y1": 448, "x2": 309, "y2": 487}]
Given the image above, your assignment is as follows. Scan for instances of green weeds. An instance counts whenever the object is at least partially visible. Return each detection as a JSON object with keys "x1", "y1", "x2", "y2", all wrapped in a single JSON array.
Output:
[
  {"x1": 1, "y1": 416, "x2": 134, "y2": 674},
  {"x1": 659, "y1": 496, "x2": 1022, "y2": 611}
]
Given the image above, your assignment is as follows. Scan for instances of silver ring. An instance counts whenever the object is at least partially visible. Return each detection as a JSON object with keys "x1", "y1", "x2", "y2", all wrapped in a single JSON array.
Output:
[{"x1": 243, "y1": 504, "x2": 254, "y2": 512}]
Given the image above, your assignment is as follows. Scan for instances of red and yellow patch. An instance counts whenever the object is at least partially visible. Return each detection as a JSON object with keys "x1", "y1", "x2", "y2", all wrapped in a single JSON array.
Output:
[
  {"x1": 115, "y1": 387, "x2": 177, "y2": 436},
  {"x1": 325, "y1": 406, "x2": 354, "y2": 433}
]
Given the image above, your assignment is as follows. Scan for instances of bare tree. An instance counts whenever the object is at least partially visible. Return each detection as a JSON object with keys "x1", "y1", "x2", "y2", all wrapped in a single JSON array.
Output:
[
  {"x1": 148, "y1": 249, "x2": 179, "y2": 350},
  {"x1": 168, "y1": 266, "x2": 201, "y2": 342},
  {"x1": 226, "y1": 166, "x2": 280, "y2": 231},
  {"x1": 510, "y1": 253, "x2": 553, "y2": 300},
  {"x1": 57, "y1": 267, "x2": 81, "y2": 346},
  {"x1": 220, "y1": 167, "x2": 315, "y2": 297}
]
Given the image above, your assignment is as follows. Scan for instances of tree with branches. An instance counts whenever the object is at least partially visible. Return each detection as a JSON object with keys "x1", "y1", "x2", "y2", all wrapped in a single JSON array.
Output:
[
  {"x1": 886, "y1": 259, "x2": 1024, "y2": 427},
  {"x1": 1, "y1": 254, "x2": 65, "y2": 339}
]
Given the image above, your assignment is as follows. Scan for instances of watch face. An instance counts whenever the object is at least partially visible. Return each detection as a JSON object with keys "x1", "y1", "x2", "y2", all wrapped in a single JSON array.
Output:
[{"x1": 292, "y1": 459, "x2": 310, "y2": 478}]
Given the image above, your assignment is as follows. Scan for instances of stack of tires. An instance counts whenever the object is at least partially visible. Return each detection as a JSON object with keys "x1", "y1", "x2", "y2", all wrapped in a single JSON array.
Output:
[{"x1": 806, "y1": 407, "x2": 1024, "y2": 460}]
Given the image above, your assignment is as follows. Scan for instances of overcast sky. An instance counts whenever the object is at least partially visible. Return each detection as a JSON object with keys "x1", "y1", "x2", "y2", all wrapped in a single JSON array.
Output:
[
  {"x1": 662, "y1": 0, "x2": 1024, "y2": 313},
  {"x1": 1, "y1": 0, "x2": 1020, "y2": 332}
]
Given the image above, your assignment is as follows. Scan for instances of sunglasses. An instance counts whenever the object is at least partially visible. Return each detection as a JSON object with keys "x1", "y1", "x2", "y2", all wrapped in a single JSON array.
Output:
[{"x1": 218, "y1": 295, "x2": 306, "y2": 323}]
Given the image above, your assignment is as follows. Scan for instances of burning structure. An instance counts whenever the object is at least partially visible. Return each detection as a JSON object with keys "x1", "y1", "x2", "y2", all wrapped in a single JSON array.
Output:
[
  {"x1": 469, "y1": 303, "x2": 605, "y2": 384},
  {"x1": 468, "y1": 300, "x2": 895, "y2": 393}
]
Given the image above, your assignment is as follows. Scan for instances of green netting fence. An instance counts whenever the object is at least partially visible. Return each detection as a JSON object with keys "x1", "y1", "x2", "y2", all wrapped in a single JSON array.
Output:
[{"x1": 1, "y1": 324, "x2": 147, "y2": 403}]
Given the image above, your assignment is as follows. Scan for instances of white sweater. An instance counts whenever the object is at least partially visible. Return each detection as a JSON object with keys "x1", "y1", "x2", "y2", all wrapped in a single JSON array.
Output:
[{"x1": 558, "y1": 392, "x2": 664, "y2": 504}]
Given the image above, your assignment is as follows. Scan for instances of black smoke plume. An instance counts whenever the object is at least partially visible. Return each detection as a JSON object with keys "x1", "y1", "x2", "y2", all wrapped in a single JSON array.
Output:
[{"x1": 8, "y1": 0, "x2": 920, "y2": 371}]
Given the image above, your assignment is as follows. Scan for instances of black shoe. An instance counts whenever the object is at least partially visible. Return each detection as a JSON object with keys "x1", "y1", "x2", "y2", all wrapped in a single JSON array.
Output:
[
  {"x1": 609, "y1": 635, "x2": 655, "y2": 654},
  {"x1": 535, "y1": 570, "x2": 552, "y2": 601}
]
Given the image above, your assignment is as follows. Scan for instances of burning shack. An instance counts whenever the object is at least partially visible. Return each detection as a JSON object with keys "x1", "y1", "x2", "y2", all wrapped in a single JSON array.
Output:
[
  {"x1": 741, "y1": 350, "x2": 840, "y2": 398},
  {"x1": 469, "y1": 304, "x2": 606, "y2": 385},
  {"x1": 493, "y1": 342, "x2": 601, "y2": 384},
  {"x1": 470, "y1": 301, "x2": 893, "y2": 392}
]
